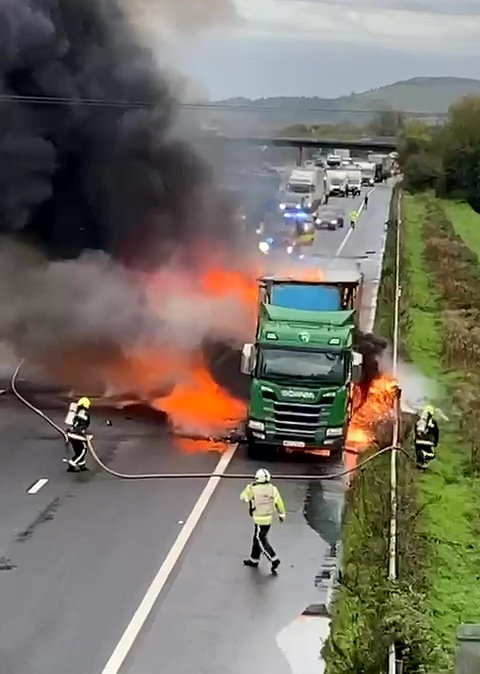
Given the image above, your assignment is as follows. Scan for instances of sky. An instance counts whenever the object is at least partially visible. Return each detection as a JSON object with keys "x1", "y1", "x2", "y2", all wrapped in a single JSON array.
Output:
[{"x1": 138, "y1": 0, "x2": 480, "y2": 99}]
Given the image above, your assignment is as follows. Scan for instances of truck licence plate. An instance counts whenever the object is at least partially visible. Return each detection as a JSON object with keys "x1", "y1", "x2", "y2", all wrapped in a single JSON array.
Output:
[{"x1": 283, "y1": 440, "x2": 305, "y2": 448}]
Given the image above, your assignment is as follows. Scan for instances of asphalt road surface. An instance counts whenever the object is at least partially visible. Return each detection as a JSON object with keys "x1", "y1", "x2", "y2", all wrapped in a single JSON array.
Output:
[{"x1": 0, "y1": 182, "x2": 392, "y2": 674}]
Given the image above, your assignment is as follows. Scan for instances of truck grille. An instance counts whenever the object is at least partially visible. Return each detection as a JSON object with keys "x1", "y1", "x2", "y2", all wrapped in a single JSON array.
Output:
[{"x1": 272, "y1": 400, "x2": 331, "y2": 439}]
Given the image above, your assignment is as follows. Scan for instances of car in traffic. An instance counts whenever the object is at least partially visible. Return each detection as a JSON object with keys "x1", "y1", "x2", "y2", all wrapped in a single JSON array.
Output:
[
  {"x1": 315, "y1": 206, "x2": 345, "y2": 230},
  {"x1": 257, "y1": 216, "x2": 299, "y2": 256}
]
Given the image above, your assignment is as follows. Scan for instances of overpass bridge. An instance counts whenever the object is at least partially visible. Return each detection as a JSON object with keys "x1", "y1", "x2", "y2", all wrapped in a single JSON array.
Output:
[{"x1": 200, "y1": 135, "x2": 397, "y2": 165}]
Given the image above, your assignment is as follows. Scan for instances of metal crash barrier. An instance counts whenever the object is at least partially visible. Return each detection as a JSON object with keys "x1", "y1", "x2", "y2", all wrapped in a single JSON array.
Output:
[{"x1": 455, "y1": 624, "x2": 480, "y2": 673}]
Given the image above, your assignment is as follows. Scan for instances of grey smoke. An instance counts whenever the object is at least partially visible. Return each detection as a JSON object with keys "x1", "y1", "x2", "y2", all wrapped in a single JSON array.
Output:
[{"x1": 0, "y1": 240, "x2": 253, "y2": 392}]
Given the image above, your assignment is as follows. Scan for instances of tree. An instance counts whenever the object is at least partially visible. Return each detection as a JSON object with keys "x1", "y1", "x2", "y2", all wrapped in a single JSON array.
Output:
[
  {"x1": 440, "y1": 96, "x2": 480, "y2": 210},
  {"x1": 397, "y1": 120, "x2": 441, "y2": 191}
]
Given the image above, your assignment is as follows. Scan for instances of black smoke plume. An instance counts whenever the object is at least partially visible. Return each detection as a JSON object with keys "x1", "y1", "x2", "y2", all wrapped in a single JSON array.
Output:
[
  {"x1": 0, "y1": 0, "x2": 254, "y2": 399},
  {"x1": 355, "y1": 330, "x2": 388, "y2": 394},
  {"x1": 0, "y1": 0, "x2": 238, "y2": 263}
]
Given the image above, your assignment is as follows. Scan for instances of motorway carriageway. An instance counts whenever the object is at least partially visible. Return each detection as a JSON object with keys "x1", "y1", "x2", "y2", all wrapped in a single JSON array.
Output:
[{"x1": 0, "y1": 184, "x2": 392, "y2": 674}]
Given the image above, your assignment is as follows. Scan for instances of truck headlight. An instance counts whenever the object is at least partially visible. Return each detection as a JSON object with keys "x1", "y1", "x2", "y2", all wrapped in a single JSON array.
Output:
[
  {"x1": 326, "y1": 428, "x2": 343, "y2": 437},
  {"x1": 249, "y1": 420, "x2": 265, "y2": 431},
  {"x1": 258, "y1": 241, "x2": 270, "y2": 253},
  {"x1": 331, "y1": 219, "x2": 338, "y2": 224}
]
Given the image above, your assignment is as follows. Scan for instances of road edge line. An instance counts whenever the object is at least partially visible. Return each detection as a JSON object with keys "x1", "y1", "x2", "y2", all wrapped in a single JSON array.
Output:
[{"x1": 100, "y1": 443, "x2": 238, "y2": 674}]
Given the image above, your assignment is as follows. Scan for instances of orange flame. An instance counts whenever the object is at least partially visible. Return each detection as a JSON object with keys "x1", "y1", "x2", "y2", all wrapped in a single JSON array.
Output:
[
  {"x1": 346, "y1": 374, "x2": 399, "y2": 466},
  {"x1": 152, "y1": 358, "x2": 245, "y2": 436},
  {"x1": 109, "y1": 258, "x2": 397, "y2": 456}
]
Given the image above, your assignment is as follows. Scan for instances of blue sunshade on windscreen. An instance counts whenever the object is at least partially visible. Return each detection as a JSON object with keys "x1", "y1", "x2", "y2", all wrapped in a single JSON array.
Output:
[{"x1": 271, "y1": 284, "x2": 341, "y2": 311}]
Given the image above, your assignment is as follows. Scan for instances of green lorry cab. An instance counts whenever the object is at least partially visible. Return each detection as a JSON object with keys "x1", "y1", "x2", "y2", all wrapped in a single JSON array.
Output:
[{"x1": 241, "y1": 272, "x2": 364, "y2": 459}]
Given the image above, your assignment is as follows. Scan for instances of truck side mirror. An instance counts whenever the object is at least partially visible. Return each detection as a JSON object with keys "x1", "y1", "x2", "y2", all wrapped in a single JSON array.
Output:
[
  {"x1": 352, "y1": 351, "x2": 363, "y2": 383},
  {"x1": 241, "y1": 343, "x2": 255, "y2": 375}
]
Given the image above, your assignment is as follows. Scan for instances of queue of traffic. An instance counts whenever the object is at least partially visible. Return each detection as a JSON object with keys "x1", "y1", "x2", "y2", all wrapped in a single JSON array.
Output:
[{"x1": 255, "y1": 149, "x2": 393, "y2": 257}]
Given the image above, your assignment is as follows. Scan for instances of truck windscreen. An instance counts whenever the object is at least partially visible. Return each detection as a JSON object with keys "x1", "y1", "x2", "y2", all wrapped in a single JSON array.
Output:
[
  {"x1": 271, "y1": 284, "x2": 341, "y2": 311},
  {"x1": 287, "y1": 183, "x2": 312, "y2": 193},
  {"x1": 259, "y1": 348, "x2": 344, "y2": 382}
]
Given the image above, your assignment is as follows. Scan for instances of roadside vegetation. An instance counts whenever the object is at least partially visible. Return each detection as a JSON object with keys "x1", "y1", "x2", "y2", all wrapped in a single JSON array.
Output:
[
  {"x1": 324, "y1": 187, "x2": 436, "y2": 674},
  {"x1": 401, "y1": 193, "x2": 480, "y2": 669},
  {"x1": 326, "y1": 188, "x2": 480, "y2": 672},
  {"x1": 398, "y1": 96, "x2": 480, "y2": 214}
]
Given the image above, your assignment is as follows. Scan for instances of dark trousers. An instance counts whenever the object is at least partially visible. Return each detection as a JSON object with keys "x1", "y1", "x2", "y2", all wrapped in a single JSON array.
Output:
[
  {"x1": 415, "y1": 442, "x2": 435, "y2": 465},
  {"x1": 250, "y1": 524, "x2": 278, "y2": 562},
  {"x1": 69, "y1": 437, "x2": 88, "y2": 468}
]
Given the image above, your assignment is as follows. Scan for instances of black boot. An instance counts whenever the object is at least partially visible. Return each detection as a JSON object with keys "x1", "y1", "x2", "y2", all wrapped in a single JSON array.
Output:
[
  {"x1": 243, "y1": 559, "x2": 259, "y2": 568},
  {"x1": 271, "y1": 559, "x2": 281, "y2": 574}
]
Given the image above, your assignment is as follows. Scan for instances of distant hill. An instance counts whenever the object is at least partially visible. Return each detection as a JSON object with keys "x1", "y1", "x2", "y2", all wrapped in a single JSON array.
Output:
[{"x1": 210, "y1": 77, "x2": 480, "y2": 128}]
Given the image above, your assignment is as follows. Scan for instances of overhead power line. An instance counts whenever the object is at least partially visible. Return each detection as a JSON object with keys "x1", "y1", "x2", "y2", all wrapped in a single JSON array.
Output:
[{"x1": 0, "y1": 93, "x2": 448, "y2": 117}]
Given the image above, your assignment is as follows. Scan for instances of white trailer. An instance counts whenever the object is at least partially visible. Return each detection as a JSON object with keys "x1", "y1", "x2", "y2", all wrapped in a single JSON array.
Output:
[
  {"x1": 326, "y1": 169, "x2": 347, "y2": 197},
  {"x1": 279, "y1": 167, "x2": 326, "y2": 212},
  {"x1": 356, "y1": 161, "x2": 376, "y2": 187},
  {"x1": 345, "y1": 168, "x2": 362, "y2": 196},
  {"x1": 334, "y1": 149, "x2": 351, "y2": 161}
]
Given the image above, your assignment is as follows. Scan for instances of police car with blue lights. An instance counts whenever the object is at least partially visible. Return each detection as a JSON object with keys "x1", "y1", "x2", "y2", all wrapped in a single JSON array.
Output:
[{"x1": 257, "y1": 211, "x2": 315, "y2": 256}]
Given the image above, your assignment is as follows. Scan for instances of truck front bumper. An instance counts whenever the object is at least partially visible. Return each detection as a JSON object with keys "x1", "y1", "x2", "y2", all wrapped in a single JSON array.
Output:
[{"x1": 248, "y1": 429, "x2": 344, "y2": 457}]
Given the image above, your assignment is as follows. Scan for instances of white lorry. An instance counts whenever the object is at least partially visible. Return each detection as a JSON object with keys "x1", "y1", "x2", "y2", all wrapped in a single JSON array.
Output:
[
  {"x1": 345, "y1": 167, "x2": 362, "y2": 197},
  {"x1": 356, "y1": 161, "x2": 376, "y2": 187},
  {"x1": 279, "y1": 167, "x2": 326, "y2": 212},
  {"x1": 326, "y1": 168, "x2": 347, "y2": 197},
  {"x1": 334, "y1": 149, "x2": 351, "y2": 161}
]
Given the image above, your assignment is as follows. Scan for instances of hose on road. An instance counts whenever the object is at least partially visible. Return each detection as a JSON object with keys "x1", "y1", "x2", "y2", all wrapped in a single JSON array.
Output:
[{"x1": 11, "y1": 359, "x2": 413, "y2": 482}]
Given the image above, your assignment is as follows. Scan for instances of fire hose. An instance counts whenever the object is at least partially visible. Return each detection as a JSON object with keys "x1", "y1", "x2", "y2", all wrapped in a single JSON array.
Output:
[{"x1": 11, "y1": 359, "x2": 412, "y2": 481}]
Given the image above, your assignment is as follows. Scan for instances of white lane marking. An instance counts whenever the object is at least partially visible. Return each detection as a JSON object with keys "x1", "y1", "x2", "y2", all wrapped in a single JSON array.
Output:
[
  {"x1": 27, "y1": 478, "x2": 49, "y2": 494},
  {"x1": 100, "y1": 443, "x2": 238, "y2": 674},
  {"x1": 334, "y1": 186, "x2": 376, "y2": 257}
]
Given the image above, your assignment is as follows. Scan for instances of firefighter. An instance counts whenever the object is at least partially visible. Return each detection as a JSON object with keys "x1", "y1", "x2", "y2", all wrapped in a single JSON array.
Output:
[
  {"x1": 349, "y1": 210, "x2": 358, "y2": 228},
  {"x1": 414, "y1": 405, "x2": 439, "y2": 469},
  {"x1": 240, "y1": 468, "x2": 285, "y2": 574},
  {"x1": 64, "y1": 396, "x2": 91, "y2": 472}
]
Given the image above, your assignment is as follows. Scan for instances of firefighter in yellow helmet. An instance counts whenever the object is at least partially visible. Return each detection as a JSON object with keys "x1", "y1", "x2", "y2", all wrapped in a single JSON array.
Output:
[
  {"x1": 414, "y1": 404, "x2": 439, "y2": 469},
  {"x1": 64, "y1": 397, "x2": 91, "y2": 472},
  {"x1": 240, "y1": 468, "x2": 285, "y2": 574},
  {"x1": 349, "y1": 210, "x2": 358, "y2": 228}
]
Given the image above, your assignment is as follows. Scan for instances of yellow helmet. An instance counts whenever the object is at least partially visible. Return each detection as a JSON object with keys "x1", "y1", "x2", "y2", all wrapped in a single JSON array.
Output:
[{"x1": 78, "y1": 397, "x2": 91, "y2": 409}]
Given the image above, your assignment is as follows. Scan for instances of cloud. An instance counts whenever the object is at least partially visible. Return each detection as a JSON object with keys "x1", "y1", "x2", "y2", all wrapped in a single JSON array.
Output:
[
  {"x1": 278, "y1": 0, "x2": 480, "y2": 15},
  {"x1": 227, "y1": 0, "x2": 480, "y2": 54}
]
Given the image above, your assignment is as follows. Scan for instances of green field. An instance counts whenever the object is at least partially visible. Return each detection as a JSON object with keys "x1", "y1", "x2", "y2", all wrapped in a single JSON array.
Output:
[{"x1": 440, "y1": 199, "x2": 480, "y2": 261}]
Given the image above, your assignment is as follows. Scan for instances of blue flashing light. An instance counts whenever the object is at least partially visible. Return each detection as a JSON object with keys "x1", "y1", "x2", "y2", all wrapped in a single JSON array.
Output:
[{"x1": 283, "y1": 210, "x2": 308, "y2": 220}]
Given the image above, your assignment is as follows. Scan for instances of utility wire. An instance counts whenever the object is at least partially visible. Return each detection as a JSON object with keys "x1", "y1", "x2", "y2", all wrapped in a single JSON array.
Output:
[{"x1": 0, "y1": 93, "x2": 447, "y2": 117}]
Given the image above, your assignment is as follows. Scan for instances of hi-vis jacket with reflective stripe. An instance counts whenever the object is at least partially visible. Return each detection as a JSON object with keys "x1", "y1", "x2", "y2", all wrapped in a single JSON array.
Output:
[{"x1": 240, "y1": 482, "x2": 286, "y2": 525}]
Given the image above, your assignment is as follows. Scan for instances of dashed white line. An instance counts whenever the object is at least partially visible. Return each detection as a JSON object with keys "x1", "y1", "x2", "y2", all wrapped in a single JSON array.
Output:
[
  {"x1": 100, "y1": 443, "x2": 238, "y2": 674},
  {"x1": 27, "y1": 478, "x2": 49, "y2": 494}
]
